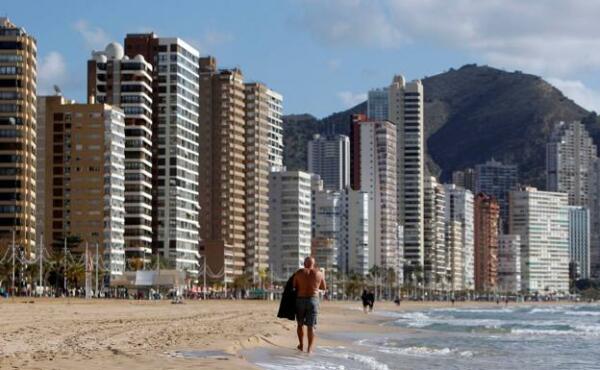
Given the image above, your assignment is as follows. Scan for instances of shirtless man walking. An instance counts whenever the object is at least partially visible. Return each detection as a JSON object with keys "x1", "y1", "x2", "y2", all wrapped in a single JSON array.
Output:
[{"x1": 293, "y1": 256, "x2": 326, "y2": 353}]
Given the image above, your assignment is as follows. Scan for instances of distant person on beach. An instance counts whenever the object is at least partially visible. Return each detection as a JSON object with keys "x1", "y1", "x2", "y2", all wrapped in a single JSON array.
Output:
[
  {"x1": 367, "y1": 290, "x2": 375, "y2": 312},
  {"x1": 361, "y1": 289, "x2": 370, "y2": 313},
  {"x1": 293, "y1": 256, "x2": 326, "y2": 353}
]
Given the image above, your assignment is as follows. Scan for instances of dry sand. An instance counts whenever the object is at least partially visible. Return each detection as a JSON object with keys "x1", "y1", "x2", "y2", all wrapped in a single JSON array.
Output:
[{"x1": 0, "y1": 298, "x2": 562, "y2": 369}]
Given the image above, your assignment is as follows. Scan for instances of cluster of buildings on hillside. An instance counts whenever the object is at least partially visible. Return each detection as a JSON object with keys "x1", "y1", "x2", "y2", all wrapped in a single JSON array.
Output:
[{"x1": 1, "y1": 18, "x2": 598, "y2": 295}]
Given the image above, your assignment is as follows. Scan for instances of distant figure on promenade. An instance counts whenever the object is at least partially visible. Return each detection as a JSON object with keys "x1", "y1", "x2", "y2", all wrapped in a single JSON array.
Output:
[
  {"x1": 394, "y1": 296, "x2": 401, "y2": 306},
  {"x1": 293, "y1": 256, "x2": 326, "y2": 353},
  {"x1": 361, "y1": 289, "x2": 370, "y2": 313}
]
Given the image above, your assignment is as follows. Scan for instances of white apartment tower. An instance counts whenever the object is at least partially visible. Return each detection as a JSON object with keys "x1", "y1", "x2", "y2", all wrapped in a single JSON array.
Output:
[
  {"x1": 444, "y1": 184, "x2": 475, "y2": 290},
  {"x1": 124, "y1": 34, "x2": 201, "y2": 274},
  {"x1": 339, "y1": 189, "x2": 370, "y2": 276},
  {"x1": 308, "y1": 134, "x2": 350, "y2": 191},
  {"x1": 88, "y1": 43, "x2": 154, "y2": 267},
  {"x1": 509, "y1": 187, "x2": 569, "y2": 294},
  {"x1": 268, "y1": 170, "x2": 312, "y2": 279},
  {"x1": 424, "y1": 176, "x2": 447, "y2": 288},
  {"x1": 350, "y1": 117, "x2": 398, "y2": 273},
  {"x1": 388, "y1": 76, "x2": 425, "y2": 270}
]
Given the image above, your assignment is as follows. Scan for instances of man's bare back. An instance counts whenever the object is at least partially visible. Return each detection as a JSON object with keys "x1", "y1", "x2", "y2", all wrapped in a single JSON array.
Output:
[{"x1": 293, "y1": 267, "x2": 326, "y2": 297}]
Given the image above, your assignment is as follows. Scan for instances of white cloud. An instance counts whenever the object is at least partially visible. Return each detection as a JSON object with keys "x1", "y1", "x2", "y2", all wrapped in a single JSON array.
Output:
[
  {"x1": 337, "y1": 91, "x2": 367, "y2": 107},
  {"x1": 547, "y1": 77, "x2": 600, "y2": 113},
  {"x1": 37, "y1": 52, "x2": 68, "y2": 95},
  {"x1": 73, "y1": 19, "x2": 111, "y2": 50},
  {"x1": 297, "y1": 0, "x2": 600, "y2": 76}
]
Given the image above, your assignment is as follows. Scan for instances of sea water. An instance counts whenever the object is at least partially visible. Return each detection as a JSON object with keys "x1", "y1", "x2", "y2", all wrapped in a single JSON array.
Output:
[{"x1": 247, "y1": 304, "x2": 600, "y2": 370}]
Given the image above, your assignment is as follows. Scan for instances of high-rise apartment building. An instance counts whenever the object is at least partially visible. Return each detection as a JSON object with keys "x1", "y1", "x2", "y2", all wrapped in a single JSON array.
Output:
[
  {"x1": 350, "y1": 115, "x2": 399, "y2": 274},
  {"x1": 475, "y1": 159, "x2": 518, "y2": 231},
  {"x1": 509, "y1": 187, "x2": 569, "y2": 294},
  {"x1": 452, "y1": 168, "x2": 475, "y2": 192},
  {"x1": 367, "y1": 87, "x2": 389, "y2": 120},
  {"x1": 445, "y1": 220, "x2": 464, "y2": 291},
  {"x1": 424, "y1": 176, "x2": 446, "y2": 288},
  {"x1": 198, "y1": 57, "x2": 246, "y2": 284},
  {"x1": 41, "y1": 96, "x2": 125, "y2": 279},
  {"x1": 124, "y1": 33, "x2": 200, "y2": 274},
  {"x1": 474, "y1": 193, "x2": 500, "y2": 292},
  {"x1": 547, "y1": 121, "x2": 597, "y2": 206},
  {"x1": 244, "y1": 82, "x2": 283, "y2": 283},
  {"x1": 339, "y1": 189, "x2": 370, "y2": 276},
  {"x1": 388, "y1": 76, "x2": 425, "y2": 270},
  {"x1": 87, "y1": 43, "x2": 153, "y2": 267},
  {"x1": 307, "y1": 134, "x2": 350, "y2": 191},
  {"x1": 568, "y1": 206, "x2": 590, "y2": 279},
  {"x1": 0, "y1": 18, "x2": 36, "y2": 254},
  {"x1": 588, "y1": 159, "x2": 600, "y2": 278},
  {"x1": 498, "y1": 234, "x2": 521, "y2": 293},
  {"x1": 268, "y1": 170, "x2": 312, "y2": 279},
  {"x1": 444, "y1": 184, "x2": 475, "y2": 290}
]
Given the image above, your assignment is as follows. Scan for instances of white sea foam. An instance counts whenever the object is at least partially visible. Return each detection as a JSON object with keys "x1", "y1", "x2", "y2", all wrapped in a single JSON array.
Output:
[
  {"x1": 322, "y1": 349, "x2": 389, "y2": 370},
  {"x1": 528, "y1": 307, "x2": 565, "y2": 314},
  {"x1": 565, "y1": 310, "x2": 600, "y2": 316}
]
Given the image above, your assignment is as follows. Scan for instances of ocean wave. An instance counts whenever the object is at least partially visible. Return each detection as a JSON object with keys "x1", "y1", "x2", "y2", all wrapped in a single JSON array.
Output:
[
  {"x1": 528, "y1": 307, "x2": 566, "y2": 314},
  {"x1": 323, "y1": 349, "x2": 390, "y2": 370},
  {"x1": 565, "y1": 310, "x2": 600, "y2": 316},
  {"x1": 377, "y1": 345, "x2": 474, "y2": 358}
]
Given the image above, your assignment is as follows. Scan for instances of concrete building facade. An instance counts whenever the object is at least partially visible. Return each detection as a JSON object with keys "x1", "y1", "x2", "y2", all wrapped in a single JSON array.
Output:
[
  {"x1": 0, "y1": 18, "x2": 37, "y2": 254},
  {"x1": 124, "y1": 33, "x2": 200, "y2": 274},
  {"x1": 244, "y1": 82, "x2": 283, "y2": 283},
  {"x1": 424, "y1": 176, "x2": 446, "y2": 289},
  {"x1": 444, "y1": 184, "x2": 475, "y2": 290},
  {"x1": 350, "y1": 115, "x2": 399, "y2": 274},
  {"x1": 568, "y1": 206, "x2": 591, "y2": 279},
  {"x1": 268, "y1": 170, "x2": 312, "y2": 279},
  {"x1": 339, "y1": 189, "x2": 370, "y2": 276},
  {"x1": 367, "y1": 87, "x2": 389, "y2": 121},
  {"x1": 42, "y1": 96, "x2": 126, "y2": 279},
  {"x1": 498, "y1": 234, "x2": 521, "y2": 293},
  {"x1": 388, "y1": 76, "x2": 425, "y2": 271},
  {"x1": 547, "y1": 121, "x2": 597, "y2": 206},
  {"x1": 475, "y1": 159, "x2": 518, "y2": 231},
  {"x1": 509, "y1": 187, "x2": 569, "y2": 294},
  {"x1": 452, "y1": 168, "x2": 475, "y2": 192},
  {"x1": 87, "y1": 42, "x2": 154, "y2": 268},
  {"x1": 198, "y1": 57, "x2": 246, "y2": 284},
  {"x1": 474, "y1": 193, "x2": 500, "y2": 292},
  {"x1": 307, "y1": 134, "x2": 350, "y2": 191}
]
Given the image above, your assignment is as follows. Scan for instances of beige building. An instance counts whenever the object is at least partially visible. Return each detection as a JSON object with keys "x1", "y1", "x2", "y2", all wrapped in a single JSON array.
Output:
[
  {"x1": 198, "y1": 57, "x2": 246, "y2": 284},
  {"x1": 0, "y1": 18, "x2": 36, "y2": 254},
  {"x1": 41, "y1": 96, "x2": 126, "y2": 278},
  {"x1": 244, "y1": 82, "x2": 283, "y2": 283}
]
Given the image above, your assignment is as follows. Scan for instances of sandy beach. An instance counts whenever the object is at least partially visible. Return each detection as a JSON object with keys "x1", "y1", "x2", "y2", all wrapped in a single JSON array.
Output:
[{"x1": 0, "y1": 298, "x2": 571, "y2": 369}]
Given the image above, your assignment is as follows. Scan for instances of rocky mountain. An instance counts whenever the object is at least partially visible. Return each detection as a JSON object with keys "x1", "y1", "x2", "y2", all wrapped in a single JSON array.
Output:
[{"x1": 283, "y1": 64, "x2": 597, "y2": 187}]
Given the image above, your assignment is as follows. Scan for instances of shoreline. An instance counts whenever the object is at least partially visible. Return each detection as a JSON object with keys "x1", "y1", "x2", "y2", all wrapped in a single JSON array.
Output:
[{"x1": 0, "y1": 298, "x2": 582, "y2": 369}]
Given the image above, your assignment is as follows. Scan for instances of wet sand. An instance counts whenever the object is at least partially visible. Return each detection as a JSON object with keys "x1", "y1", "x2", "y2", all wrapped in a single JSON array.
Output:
[{"x1": 0, "y1": 298, "x2": 564, "y2": 369}]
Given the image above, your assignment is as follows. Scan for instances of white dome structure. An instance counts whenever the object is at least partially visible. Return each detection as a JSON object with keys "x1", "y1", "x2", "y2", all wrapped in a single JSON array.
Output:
[{"x1": 104, "y1": 42, "x2": 124, "y2": 60}]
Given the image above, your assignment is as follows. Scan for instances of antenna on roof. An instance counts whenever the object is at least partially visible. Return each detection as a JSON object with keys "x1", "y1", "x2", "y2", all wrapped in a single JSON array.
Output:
[{"x1": 53, "y1": 85, "x2": 62, "y2": 96}]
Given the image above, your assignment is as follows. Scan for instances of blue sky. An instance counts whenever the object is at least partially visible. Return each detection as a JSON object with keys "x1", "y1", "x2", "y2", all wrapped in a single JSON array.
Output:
[{"x1": 5, "y1": 0, "x2": 600, "y2": 118}]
